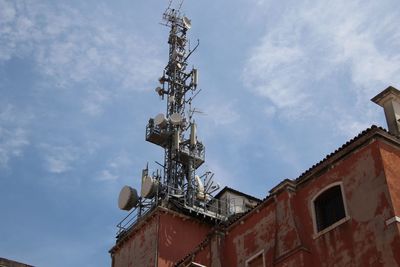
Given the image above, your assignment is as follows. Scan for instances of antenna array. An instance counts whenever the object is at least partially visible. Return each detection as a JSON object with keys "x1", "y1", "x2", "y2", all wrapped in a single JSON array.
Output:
[{"x1": 116, "y1": 3, "x2": 224, "y2": 235}]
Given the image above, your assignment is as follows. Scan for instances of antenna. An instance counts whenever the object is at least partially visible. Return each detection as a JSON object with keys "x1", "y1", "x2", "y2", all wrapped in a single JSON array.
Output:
[
  {"x1": 182, "y1": 16, "x2": 191, "y2": 29},
  {"x1": 116, "y1": 2, "x2": 226, "y2": 234},
  {"x1": 178, "y1": 0, "x2": 185, "y2": 11}
]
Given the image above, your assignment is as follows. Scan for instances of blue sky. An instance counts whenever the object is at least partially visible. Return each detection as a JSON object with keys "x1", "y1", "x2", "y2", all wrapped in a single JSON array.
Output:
[{"x1": 1, "y1": 0, "x2": 400, "y2": 266}]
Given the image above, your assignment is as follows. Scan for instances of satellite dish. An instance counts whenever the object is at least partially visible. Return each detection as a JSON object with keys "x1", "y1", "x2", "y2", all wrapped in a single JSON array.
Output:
[
  {"x1": 118, "y1": 186, "x2": 139, "y2": 211},
  {"x1": 154, "y1": 113, "x2": 167, "y2": 127},
  {"x1": 141, "y1": 175, "x2": 159, "y2": 198},
  {"x1": 170, "y1": 113, "x2": 183, "y2": 125},
  {"x1": 182, "y1": 16, "x2": 192, "y2": 29}
]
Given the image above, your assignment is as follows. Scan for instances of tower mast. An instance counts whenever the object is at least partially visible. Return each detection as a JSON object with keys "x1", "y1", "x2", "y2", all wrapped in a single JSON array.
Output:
[
  {"x1": 116, "y1": 2, "x2": 223, "y2": 236},
  {"x1": 150, "y1": 6, "x2": 203, "y2": 205}
]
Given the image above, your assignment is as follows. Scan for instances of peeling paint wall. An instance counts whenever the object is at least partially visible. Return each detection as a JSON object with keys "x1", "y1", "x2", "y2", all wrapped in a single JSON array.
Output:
[
  {"x1": 111, "y1": 209, "x2": 213, "y2": 267},
  {"x1": 301, "y1": 141, "x2": 399, "y2": 267},
  {"x1": 157, "y1": 211, "x2": 212, "y2": 267},
  {"x1": 111, "y1": 137, "x2": 400, "y2": 267},
  {"x1": 223, "y1": 203, "x2": 276, "y2": 266},
  {"x1": 219, "y1": 139, "x2": 400, "y2": 267},
  {"x1": 112, "y1": 214, "x2": 158, "y2": 267},
  {"x1": 380, "y1": 141, "x2": 400, "y2": 217},
  {"x1": 378, "y1": 140, "x2": 400, "y2": 265}
]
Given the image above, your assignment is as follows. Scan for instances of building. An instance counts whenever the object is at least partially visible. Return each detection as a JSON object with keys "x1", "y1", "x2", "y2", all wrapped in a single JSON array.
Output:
[
  {"x1": 109, "y1": 5, "x2": 400, "y2": 267},
  {"x1": 110, "y1": 87, "x2": 400, "y2": 266},
  {"x1": 0, "y1": 257, "x2": 34, "y2": 267}
]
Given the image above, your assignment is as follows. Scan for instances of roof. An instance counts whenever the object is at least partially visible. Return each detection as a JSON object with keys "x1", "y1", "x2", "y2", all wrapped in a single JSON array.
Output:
[
  {"x1": 228, "y1": 125, "x2": 400, "y2": 228},
  {"x1": 213, "y1": 186, "x2": 262, "y2": 203},
  {"x1": 295, "y1": 125, "x2": 400, "y2": 185},
  {"x1": 0, "y1": 257, "x2": 34, "y2": 267}
]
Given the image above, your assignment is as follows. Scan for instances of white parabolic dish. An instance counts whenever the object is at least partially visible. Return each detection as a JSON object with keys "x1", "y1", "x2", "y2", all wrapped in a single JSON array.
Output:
[
  {"x1": 182, "y1": 16, "x2": 191, "y2": 29},
  {"x1": 154, "y1": 113, "x2": 167, "y2": 127},
  {"x1": 170, "y1": 113, "x2": 183, "y2": 125}
]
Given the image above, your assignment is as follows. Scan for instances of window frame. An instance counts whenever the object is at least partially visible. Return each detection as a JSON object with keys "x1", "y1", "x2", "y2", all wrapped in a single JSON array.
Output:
[
  {"x1": 245, "y1": 249, "x2": 265, "y2": 267},
  {"x1": 311, "y1": 182, "x2": 350, "y2": 238},
  {"x1": 188, "y1": 263, "x2": 207, "y2": 267}
]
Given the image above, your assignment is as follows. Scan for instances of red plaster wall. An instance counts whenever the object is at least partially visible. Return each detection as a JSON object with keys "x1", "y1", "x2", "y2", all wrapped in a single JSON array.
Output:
[
  {"x1": 190, "y1": 244, "x2": 210, "y2": 266},
  {"x1": 111, "y1": 138, "x2": 400, "y2": 267},
  {"x1": 222, "y1": 202, "x2": 277, "y2": 266},
  {"x1": 157, "y1": 212, "x2": 212, "y2": 267},
  {"x1": 112, "y1": 214, "x2": 158, "y2": 267},
  {"x1": 297, "y1": 140, "x2": 400, "y2": 266},
  {"x1": 378, "y1": 140, "x2": 400, "y2": 265},
  {"x1": 379, "y1": 141, "x2": 400, "y2": 218},
  {"x1": 219, "y1": 139, "x2": 400, "y2": 267}
]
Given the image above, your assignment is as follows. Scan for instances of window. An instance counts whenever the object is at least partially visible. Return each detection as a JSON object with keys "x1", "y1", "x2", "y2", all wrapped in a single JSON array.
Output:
[
  {"x1": 313, "y1": 184, "x2": 346, "y2": 232},
  {"x1": 246, "y1": 250, "x2": 265, "y2": 267},
  {"x1": 188, "y1": 263, "x2": 206, "y2": 267}
]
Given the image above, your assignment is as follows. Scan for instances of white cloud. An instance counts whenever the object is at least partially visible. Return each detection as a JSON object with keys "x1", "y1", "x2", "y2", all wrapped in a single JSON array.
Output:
[
  {"x1": 41, "y1": 145, "x2": 79, "y2": 174},
  {"x1": 96, "y1": 153, "x2": 133, "y2": 182},
  {"x1": 0, "y1": 0, "x2": 15, "y2": 23},
  {"x1": 0, "y1": 104, "x2": 31, "y2": 168},
  {"x1": 0, "y1": 1, "x2": 163, "y2": 114},
  {"x1": 98, "y1": 170, "x2": 118, "y2": 181},
  {"x1": 81, "y1": 89, "x2": 111, "y2": 116},
  {"x1": 205, "y1": 101, "x2": 240, "y2": 126},
  {"x1": 264, "y1": 106, "x2": 276, "y2": 118},
  {"x1": 302, "y1": 1, "x2": 400, "y2": 94},
  {"x1": 0, "y1": 128, "x2": 29, "y2": 168},
  {"x1": 336, "y1": 116, "x2": 371, "y2": 138},
  {"x1": 243, "y1": 0, "x2": 400, "y2": 127}
]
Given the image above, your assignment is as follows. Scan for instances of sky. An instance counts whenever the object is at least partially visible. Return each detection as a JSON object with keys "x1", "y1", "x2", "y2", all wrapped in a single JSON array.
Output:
[{"x1": 1, "y1": 0, "x2": 400, "y2": 266}]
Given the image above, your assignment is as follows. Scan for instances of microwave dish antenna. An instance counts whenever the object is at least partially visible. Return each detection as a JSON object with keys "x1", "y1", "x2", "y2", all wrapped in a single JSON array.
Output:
[
  {"x1": 118, "y1": 186, "x2": 139, "y2": 211},
  {"x1": 182, "y1": 16, "x2": 192, "y2": 29}
]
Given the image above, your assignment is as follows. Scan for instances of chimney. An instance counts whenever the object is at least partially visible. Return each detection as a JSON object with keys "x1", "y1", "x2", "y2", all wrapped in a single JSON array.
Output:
[{"x1": 371, "y1": 86, "x2": 400, "y2": 136}]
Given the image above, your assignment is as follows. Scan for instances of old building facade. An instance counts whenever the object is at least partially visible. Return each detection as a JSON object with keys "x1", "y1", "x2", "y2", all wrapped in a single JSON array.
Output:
[{"x1": 110, "y1": 87, "x2": 400, "y2": 267}]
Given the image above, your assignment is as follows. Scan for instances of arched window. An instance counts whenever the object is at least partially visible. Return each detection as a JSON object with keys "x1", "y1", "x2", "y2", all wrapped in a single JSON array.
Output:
[{"x1": 313, "y1": 184, "x2": 347, "y2": 233}]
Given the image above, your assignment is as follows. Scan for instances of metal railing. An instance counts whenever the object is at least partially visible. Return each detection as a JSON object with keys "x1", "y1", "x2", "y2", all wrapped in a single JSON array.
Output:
[
  {"x1": 115, "y1": 187, "x2": 251, "y2": 237},
  {"x1": 116, "y1": 198, "x2": 157, "y2": 237}
]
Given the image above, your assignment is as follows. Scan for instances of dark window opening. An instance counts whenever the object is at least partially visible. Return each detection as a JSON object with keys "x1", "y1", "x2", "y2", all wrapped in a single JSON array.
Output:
[{"x1": 314, "y1": 185, "x2": 346, "y2": 232}]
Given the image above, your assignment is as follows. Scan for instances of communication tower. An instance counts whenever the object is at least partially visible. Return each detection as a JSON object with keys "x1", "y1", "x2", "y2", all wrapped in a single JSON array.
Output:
[{"x1": 116, "y1": 1, "x2": 223, "y2": 236}]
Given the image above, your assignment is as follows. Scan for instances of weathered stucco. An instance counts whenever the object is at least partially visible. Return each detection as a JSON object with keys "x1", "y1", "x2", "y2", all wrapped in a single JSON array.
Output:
[
  {"x1": 157, "y1": 211, "x2": 211, "y2": 266},
  {"x1": 112, "y1": 213, "x2": 158, "y2": 267},
  {"x1": 213, "y1": 137, "x2": 400, "y2": 267},
  {"x1": 111, "y1": 131, "x2": 400, "y2": 267},
  {"x1": 110, "y1": 208, "x2": 213, "y2": 267}
]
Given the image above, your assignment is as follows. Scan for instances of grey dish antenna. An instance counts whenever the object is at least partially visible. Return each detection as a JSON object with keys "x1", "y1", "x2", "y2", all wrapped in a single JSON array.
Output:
[
  {"x1": 182, "y1": 16, "x2": 192, "y2": 29},
  {"x1": 118, "y1": 186, "x2": 139, "y2": 211}
]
